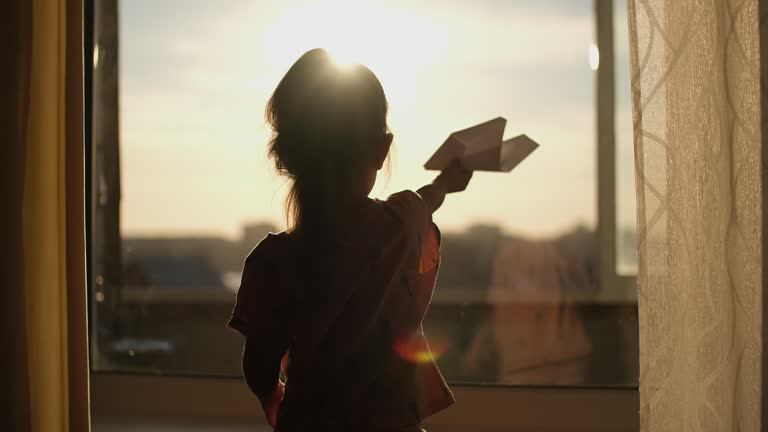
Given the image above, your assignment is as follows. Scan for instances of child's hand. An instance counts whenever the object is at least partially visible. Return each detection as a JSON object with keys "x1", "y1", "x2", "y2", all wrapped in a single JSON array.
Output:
[
  {"x1": 434, "y1": 160, "x2": 473, "y2": 193},
  {"x1": 417, "y1": 160, "x2": 473, "y2": 213},
  {"x1": 263, "y1": 381, "x2": 285, "y2": 428}
]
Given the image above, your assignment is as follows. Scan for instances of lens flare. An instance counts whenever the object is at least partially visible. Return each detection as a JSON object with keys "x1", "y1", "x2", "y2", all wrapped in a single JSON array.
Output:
[{"x1": 393, "y1": 334, "x2": 449, "y2": 364}]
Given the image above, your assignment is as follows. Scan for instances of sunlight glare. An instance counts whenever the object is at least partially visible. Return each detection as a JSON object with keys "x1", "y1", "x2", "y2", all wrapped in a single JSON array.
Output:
[
  {"x1": 263, "y1": 0, "x2": 447, "y2": 107},
  {"x1": 327, "y1": 50, "x2": 356, "y2": 70},
  {"x1": 589, "y1": 43, "x2": 600, "y2": 70},
  {"x1": 93, "y1": 44, "x2": 100, "y2": 68}
]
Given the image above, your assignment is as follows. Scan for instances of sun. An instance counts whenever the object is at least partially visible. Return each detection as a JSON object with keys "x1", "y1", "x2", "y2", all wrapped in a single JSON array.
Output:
[{"x1": 262, "y1": 0, "x2": 447, "y2": 107}]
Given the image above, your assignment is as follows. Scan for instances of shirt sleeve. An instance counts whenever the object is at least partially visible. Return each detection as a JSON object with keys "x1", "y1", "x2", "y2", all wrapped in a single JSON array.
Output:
[
  {"x1": 228, "y1": 249, "x2": 284, "y2": 337},
  {"x1": 384, "y1": 190, "x2": 441, "y2": 274},
  {"x1": 228, "y1": 245, "x2": 290, "y2": 407},
  {"x1": 381, "y1": 190, "x2": 442, "y2": 336}
]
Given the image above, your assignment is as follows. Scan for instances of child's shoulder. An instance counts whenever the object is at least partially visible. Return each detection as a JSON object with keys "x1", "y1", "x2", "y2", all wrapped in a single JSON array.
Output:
[
  {"x1": 372, "y1": 190, "x2": 431, "y2": 237},
  {"x1": 373, "y1": 190, "x2": 428, "y2": 224},
  {"x1": 243, "y1": 231, "x2": 289, "y2": 266},
  {"x1": 353, "y1": 190, "x2": 432, "y2": 253}
]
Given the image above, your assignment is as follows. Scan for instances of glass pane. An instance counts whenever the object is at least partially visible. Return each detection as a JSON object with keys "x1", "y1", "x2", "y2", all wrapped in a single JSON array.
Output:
[
  {"x1": 614, "y1": 1, "x2": 638, "y2": 275},
  {"x1": 91, "y1": 0, "x2": 638, "y2": 386}
]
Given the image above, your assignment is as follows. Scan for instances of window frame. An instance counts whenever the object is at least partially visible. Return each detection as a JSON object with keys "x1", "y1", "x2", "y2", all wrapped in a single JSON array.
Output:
[
  {"x1": 86, "y1": 0, "x2": 639, "y2": 429},
  {"x1": 596, "y1": 0, "x2": 638, "y2": 304}
]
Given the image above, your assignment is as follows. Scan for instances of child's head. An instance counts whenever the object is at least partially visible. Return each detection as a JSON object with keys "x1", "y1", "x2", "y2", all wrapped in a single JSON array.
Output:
[{"x1": 266, "y1": 48, "x2": 392, "y2": 232}]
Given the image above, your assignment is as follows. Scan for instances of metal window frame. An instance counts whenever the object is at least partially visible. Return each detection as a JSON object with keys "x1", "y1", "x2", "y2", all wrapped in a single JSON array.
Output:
[
  {"x1": 597, "y1": 0, "x2": 638, "y2": 303},
  {"x1": 87, "y1": 0, "x2": 639, "y2": 429}
]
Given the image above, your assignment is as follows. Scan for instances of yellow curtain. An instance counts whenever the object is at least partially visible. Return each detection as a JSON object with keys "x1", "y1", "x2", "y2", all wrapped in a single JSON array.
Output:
[
  {"x1": 0, "y1": 0, "x2": 33, "y2": 427},
  {"x1": 2, "y1": 0, "x2": 88, "y2": 430},
  {"x1": 628, "y1": 0, "x2": 765, "y2": 430}
]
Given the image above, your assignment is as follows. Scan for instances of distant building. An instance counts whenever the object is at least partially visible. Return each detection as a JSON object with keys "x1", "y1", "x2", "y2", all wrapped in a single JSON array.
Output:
[{"x1": 124, "y1": 255, "x2": 225, "y2": 290}]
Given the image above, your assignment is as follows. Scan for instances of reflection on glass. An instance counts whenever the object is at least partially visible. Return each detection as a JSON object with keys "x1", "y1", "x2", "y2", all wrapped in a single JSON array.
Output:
[
  {"x1": 614, "y1": 0, "x2": 638, "y2": 275},
  {"x1": 91, "y1": 0, "x2": 638, "y2": 386},
  {"x1": 589, "y1": 43, "x2": 600, "y2": 71}
]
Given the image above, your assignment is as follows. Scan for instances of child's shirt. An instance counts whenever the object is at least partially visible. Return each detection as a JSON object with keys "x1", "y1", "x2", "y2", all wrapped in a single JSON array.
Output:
[{"x1": 228, "y1": 190, "x2": 454, "y2": 429}]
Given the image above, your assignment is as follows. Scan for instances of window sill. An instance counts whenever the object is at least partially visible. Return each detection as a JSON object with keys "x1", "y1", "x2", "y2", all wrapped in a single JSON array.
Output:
[{"x1": 91, "y1": 373, "x2": 638, "y2": 431}]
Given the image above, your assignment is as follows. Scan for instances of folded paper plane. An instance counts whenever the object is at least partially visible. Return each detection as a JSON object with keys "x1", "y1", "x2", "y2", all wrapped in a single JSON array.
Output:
[{"x1": 424, "y1": 117, "x2": 539, "y2": 172}]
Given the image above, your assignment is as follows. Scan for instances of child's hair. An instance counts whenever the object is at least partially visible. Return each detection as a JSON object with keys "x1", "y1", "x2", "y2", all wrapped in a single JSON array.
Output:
[{"x1": 266, "y1": 48, "x2": 389, "y2": 235}]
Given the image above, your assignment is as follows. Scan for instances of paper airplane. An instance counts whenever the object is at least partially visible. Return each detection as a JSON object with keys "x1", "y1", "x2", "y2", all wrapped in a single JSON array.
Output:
[{"x1": 424, "y1": 117, "x2": 539, "y2": 172}]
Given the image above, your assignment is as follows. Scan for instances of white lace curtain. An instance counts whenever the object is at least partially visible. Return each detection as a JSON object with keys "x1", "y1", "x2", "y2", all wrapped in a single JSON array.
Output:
[{"x1": 628, "y1": 0, "x2": 766, "y2": 430}]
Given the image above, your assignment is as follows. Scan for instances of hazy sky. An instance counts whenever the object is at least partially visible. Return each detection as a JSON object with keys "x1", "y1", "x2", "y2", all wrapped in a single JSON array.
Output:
[{"x1": 117, "y1": 0, "x2": 636, "y2": 240}]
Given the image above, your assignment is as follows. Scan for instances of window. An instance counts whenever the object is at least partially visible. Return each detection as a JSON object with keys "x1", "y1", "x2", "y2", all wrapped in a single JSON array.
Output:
[
  {"x1": 91, "y1": 0, "x2": 637, "y2": 393},
  {"x1": 614, "y1": 0, "x2": 638, "y2": 276}
]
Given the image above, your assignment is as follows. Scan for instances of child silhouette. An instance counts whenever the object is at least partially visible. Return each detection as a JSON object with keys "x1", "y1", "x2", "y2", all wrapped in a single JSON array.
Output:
[{"x1": 228, "y1": 48, "x2": 473, "y2": 431}]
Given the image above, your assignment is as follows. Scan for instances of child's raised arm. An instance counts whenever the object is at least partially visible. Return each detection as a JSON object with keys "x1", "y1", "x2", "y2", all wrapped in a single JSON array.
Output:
[{"x1": 416, "y1": 161, "x2": 473, "y2": 214}]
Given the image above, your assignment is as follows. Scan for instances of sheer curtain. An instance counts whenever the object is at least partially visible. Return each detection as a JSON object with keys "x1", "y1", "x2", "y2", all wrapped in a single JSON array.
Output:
[{"x1": 628, "y1": 0, "x2": 765, "y2": 430}]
